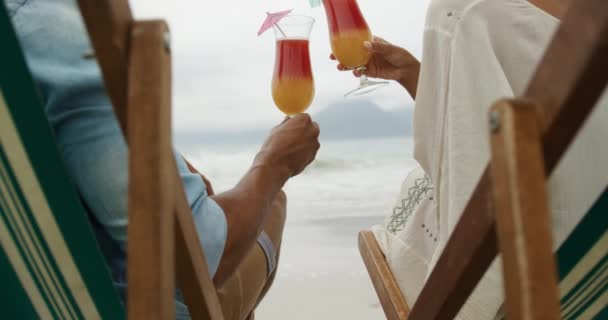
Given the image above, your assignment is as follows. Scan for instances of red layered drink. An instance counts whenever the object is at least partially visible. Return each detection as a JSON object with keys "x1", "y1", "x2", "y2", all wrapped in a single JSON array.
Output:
[
  {"x1": 323, "y1": 0, "x2": 372, "y2": 69},
  {"x1": 272, "y1": 39, "x2": 315, "y2": 115}
]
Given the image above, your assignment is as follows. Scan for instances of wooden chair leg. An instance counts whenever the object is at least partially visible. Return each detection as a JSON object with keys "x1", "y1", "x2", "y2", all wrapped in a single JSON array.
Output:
[
  {"x1": 358, "y1": 230, "x2": 409, "y2": 320},
  {"x1": 407, "y1": 172, "x2": 498, "y2": 320},
  {"x1": 127, "y1": 20, "x2": 175, "y2": 320},
  {"x1": 489, "y1": 100, "x2": 560, "y2": 320}
]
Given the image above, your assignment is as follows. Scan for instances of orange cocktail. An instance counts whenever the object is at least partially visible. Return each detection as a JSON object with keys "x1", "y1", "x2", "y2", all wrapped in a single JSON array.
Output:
[
  {"x1": 323, "y1": 0, "x2": 388, "y2": 96},
  {"x1": 323, "y1": 0, "x2": 372, "y2": 69},
  {"x1": 270, "y1": 15, "x2": 316, "y2": 115},
  {"x1": 272, "y1": 39, "x2": 315, "y2": 115}
]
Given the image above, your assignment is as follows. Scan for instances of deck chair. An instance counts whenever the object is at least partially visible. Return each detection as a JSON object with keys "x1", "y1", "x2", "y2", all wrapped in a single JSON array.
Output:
[
  {"x1": 0, "y1": 4, "x2": 124, "y2": 319},
  {"x1": 1, "y1": 1, "x2": 224, "y2": 319},
  {"x1": 358, "y1": 1, "x2": 608, "y2": 319}
]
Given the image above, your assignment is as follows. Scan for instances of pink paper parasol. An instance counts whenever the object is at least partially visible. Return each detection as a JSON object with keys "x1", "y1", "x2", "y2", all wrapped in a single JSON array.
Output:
[{"x1": 257, "y1": 9, "x2": 293, "y2": 36}]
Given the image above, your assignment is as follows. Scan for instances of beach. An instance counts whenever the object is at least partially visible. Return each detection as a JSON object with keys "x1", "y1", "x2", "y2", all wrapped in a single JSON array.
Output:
[
  {"x1": 182, "y1": 136, "x2": 417, "y2": 319},
  {"x1": 256, "y1": 216, "x2": 385, "y2": 319}
]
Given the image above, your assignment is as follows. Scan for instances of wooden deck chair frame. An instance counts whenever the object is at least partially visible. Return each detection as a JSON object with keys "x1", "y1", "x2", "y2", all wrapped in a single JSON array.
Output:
[
  {"x1": 359, "y1": 1, "x2": 608, "y2": 319},
  {"x1": 74, "y1": 1, "x2": 224, "y2": 319}
]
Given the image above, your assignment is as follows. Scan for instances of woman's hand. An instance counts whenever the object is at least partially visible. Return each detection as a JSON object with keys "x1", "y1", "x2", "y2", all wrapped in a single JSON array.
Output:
[{"x1": 331, "y1": 36, "x2": 420, "y2": 99}]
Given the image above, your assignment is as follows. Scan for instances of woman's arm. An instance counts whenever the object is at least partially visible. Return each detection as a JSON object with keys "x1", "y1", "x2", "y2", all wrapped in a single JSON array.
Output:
[{"x1": 529, "y1": 0, "x2": 567, "y2": 19}]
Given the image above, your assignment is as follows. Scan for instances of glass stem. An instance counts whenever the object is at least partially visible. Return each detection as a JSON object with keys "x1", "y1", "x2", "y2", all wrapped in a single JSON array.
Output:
[
  {"x1": 360, "y1": 75, "x2": 369, "y2": 85},
  {"x1": 356, "y1": 66, "x2": 368, "y2": 85}
]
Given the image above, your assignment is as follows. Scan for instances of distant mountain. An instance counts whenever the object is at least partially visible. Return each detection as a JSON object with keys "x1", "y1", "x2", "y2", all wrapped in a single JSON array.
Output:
[
  {"x1": 315, "y1": 100, "x2": 412, "y2": 140},
  {"x1": 175, "y1": 99, "x2": 413, "y2": 146}
]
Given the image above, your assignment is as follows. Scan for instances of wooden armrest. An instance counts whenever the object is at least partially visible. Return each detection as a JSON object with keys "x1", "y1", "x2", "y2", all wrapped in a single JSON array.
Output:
[
  {"x1": 358, "y1": 230, "x2": 409, "y2": 320},
  {"x1": 174, "y1": 181, "x2": 224, "y2": 320}
]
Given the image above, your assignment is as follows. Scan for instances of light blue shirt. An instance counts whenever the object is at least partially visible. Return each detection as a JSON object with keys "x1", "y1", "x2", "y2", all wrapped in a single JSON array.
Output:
[{"x1": 5, "y1": 0, "x2": 227, "y2": 305}]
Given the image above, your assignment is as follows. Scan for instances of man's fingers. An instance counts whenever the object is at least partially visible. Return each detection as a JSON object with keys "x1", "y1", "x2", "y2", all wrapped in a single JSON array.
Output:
[
  {"x1": 312, "y1": 122, "x2": 320, "y2": 138},
  {"x1": 292, "y1": 113, "x2": 312, "y2": 124},
  {"x1": 272, "y1": 116, "x2": 290, "y2": 130},
  {"x1": 329, "y1": 53, "x2": 336, "y2": 60},
  {"x1": 337, "y1": 64, "x2": 346, "y2": 71},
  {"x1": 353, "y1": 69, "x2": 362, "y2": 77}
]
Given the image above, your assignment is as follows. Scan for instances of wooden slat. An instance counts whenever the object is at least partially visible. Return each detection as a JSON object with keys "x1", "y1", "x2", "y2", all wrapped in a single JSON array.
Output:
[
  {"x1": 358, "y1": 231, "x2": 409, "y2": 320},
  {"x1": 525, "y1": 0, "x2": 608, "y2": 172},
  {"x1": 490, "y1": 100, "x2": 560, "y2": 320},
  {"x1": 407, "y1": 176, "x2": 498, "y2": 319},
  {"x1": 78, "y1": 3, "x2": 224, "y2": 319},
  {"x1": 77, "y1": 0, "x2": 133, "y2": 132},
  {"x1": 174, "y1": 174, "x2": 224, "y2": 320},
  {"x1": 407, "y1": 1, "x2": 608, "y2": 319},
  {"x1": 127, "y1": 21, "x2": 175, "y2": 320}
]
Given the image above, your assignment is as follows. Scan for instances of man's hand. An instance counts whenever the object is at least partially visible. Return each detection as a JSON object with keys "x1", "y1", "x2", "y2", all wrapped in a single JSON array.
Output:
[
  {"x1": 254, "y1": 114, "x2": 321, "y2": 178},
  {"x1": 331, "y1": 36, "x2": 420, "y2": 99}
]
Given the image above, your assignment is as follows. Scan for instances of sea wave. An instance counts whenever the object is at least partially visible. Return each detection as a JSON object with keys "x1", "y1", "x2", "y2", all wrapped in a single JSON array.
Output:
[
  {"x1": 306, "y1": 158, "x2": 351, "y2": 171},
  {"x1": 183, "y1": 137, "x2": 417, "y2": 222}
]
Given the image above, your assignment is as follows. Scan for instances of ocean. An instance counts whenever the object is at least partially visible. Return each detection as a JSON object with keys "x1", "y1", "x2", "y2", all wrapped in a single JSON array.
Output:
[{"x1": 181, "y1": 136, "x2": 418, "y2": 319}]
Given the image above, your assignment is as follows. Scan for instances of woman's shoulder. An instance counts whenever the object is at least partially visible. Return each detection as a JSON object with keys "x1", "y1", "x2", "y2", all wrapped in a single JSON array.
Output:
[
  {"x1": 424, "y1": 0, "x2": 481, "y2": 35},
  {"x1": 425, "y1": 0, "x2": 555, "y2": 36},
  {"x1": 427, "y1": 0, "x2": 474, "y2": 15}
]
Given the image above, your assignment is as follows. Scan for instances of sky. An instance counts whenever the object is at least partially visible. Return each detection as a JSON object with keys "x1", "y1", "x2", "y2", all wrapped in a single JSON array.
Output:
[{"x1": 130, "y1": 0, "x2": 431, "y2": 132}]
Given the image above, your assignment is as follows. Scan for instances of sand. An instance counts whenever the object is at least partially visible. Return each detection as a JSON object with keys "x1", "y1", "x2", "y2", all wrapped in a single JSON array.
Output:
[{"x1": 256, "y1": 216, "x2": 386, "y2": 319}]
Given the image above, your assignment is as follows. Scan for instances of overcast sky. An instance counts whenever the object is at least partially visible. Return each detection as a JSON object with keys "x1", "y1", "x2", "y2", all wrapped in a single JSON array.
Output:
[{"x1": 130, "y1": 0, "x2": 430, "y2": 132}]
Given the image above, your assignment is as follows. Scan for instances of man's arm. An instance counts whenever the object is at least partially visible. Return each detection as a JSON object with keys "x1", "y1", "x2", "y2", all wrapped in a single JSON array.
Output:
[
  {"x1": 211, "y1": 114, "x2": 320, "y2": 286},
  {"x1": 211, "y1": 165, "x2": 287, "y2": 285}
]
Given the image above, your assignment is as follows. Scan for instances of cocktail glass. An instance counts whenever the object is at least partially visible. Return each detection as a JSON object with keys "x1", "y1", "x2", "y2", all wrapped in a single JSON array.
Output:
[
  {"x1": 272, "y1": 15, "x2": 316, "y2": 115},
  {"x1": 323, "y1": 0, "x2": 388, "y2": 97}
]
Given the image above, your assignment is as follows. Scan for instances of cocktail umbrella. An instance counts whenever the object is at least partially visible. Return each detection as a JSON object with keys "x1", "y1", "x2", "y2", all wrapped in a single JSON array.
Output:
[
  {"x1": 257, "y1": 9, "x2": 293, "y2": 36},
  {"x1": 309, "y1": 0, "x2": 321, "y2": 7}
]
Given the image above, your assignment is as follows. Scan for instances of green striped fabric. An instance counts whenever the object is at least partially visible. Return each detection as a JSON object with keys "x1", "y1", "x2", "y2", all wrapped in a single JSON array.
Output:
[
  {"x1": 556, "y1": 188, "x2": 608, "y2": 319},
  {"x1": 496, "y1": 189, "x2": 608, "y2": 320},
  {"x1": 0, "y1": 3, "x2": 124, "y2": 320}
]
